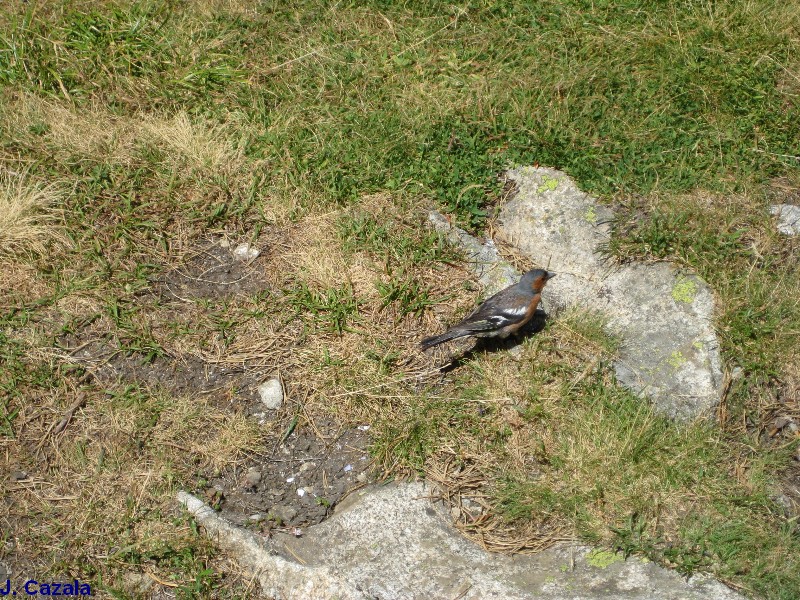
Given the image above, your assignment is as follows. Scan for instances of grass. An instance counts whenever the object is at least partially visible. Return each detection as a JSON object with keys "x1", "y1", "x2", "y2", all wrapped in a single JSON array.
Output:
[
  {"x1": 0, "y1": 0, "x2": 798, "y2": 598},
  {"x1": 0, "y1": 167, "x2": 67, "y2": 259}
]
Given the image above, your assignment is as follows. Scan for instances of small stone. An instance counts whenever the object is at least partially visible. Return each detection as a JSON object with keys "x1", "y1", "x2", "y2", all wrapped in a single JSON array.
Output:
[
  {"x1": 356, "y1": 472, "x2": 368, "y2": 483},
  {"x1": 770, "y1": 204, "x2": 800, "y2": 236},
  {"x1": 10, "y1": 470, "x2": 27, "y2": 482},
  {"x1": 270, "y1": 505, "x2": 298, "y2": 523},
  {"x1": 248, "y1": 513, "x2": 266, "y2": 523},
  {"x1": 233, "y1": 242, "x2": 261, "y2": 261},
  {"x1": 258, "y1": 378, "x2": 283, "y2": 410},
  {"x1": 451, "y1": 506, "x2": 461, "y2": 520},
  {"x1": 461, "y1": 497, "x2": 482, "y2": 511},
  {"x1": 774, "y1": 416, "x2": 792, "y2": 430},
  {"x1": 773, "y1": 494, "x2": 794, "y2": 513},
  {"x1": 219, "y1": 238, "x2": 230, "y2": 249},
  {"x1": 123, "y1": 573, "x2": 154, "y2": 595},
  {"x1": 299, "y1": 461, "x2": 315, "y2": 474},
  {"x1": 245, "y1": 467, "x2": 262, "y2": 486}
]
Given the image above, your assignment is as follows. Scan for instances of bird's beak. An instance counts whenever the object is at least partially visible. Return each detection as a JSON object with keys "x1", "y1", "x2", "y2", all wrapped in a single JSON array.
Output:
[{"x1": 545, "y1": 272, "x2": 556, "y2": 280}]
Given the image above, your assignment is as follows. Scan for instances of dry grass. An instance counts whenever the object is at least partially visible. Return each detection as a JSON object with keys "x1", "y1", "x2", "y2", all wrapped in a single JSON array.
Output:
[
  {"x1": 3, "y1": 382, "x2": 263, "y2": 593},
  {"x1": 143, "y1": 111, "x2": 244, "y2": 173},
  {"x1": 0, "y1": 167, "x2": 67, "y2": 260},
  {"x1": 0, "y1": 93, "x2": 135, "y2": 163}
]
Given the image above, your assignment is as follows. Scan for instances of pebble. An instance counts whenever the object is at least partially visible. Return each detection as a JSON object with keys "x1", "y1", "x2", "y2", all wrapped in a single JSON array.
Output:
[
  {"x1": 233, "y1": 242, "x2": 261, "y2": 261},
  {"x1": 248, "y1": 513, "x2": 266, "y2": 523},
  {"x1": 299, "y1": 461, "x2": 316, "y2": 474},
  {"x1": 356, "y1": 472, "x2": 368, "y2": 483},
  {"x1": 451, "y1": 506, "x2": 461, "y2": 520},
  {"x1": 258, "y1": 378, "x2": 283, "y2": 410},
  {"x1": 10, "y1": 470, "x2": 27, "y2": 482},
  {"x1": 270, "y1": 505, "x2": 298, "y2": 523},
  {"x1": 246, "y1": 467, "x2": 262, "y2": 486},
  {"x1": 123, "y1": 573, "x2": 154, "y2": 595}
]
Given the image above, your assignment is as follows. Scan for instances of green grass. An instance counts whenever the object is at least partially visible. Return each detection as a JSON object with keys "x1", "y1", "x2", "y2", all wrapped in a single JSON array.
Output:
[{"x1": 1, "y1": 0, "x2": 799, "y2": 598}]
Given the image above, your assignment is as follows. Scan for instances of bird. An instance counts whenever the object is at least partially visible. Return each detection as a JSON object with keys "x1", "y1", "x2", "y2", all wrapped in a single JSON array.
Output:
[{"x1": 420, "y1": 269, "x2": 555, "y2": 350}]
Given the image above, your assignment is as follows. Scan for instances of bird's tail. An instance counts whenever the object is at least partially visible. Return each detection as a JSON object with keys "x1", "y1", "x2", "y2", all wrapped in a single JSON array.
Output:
[{"x1": 419, "y1": 327, "x2": 470, "y2": 350}]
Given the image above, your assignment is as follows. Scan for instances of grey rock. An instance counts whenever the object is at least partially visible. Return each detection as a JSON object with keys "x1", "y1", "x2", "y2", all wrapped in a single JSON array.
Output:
[
  {"x1": 429, "y1": 211, "x2": 518, "y2": 296},
  {"x1": 178, "y1": 482, "x2": 744, "y2": 600},
  {"x1": 248, "y1": 513, "x2": 266, "y2": 523},
  {"x1": 770, "y1": 204, "x2": 800, "y2": 236},
  {"x1": 258, "y1": 378, "x2": 283, "y2": 410},
  {"x1": 245, "y1": 467, "x2": 262, "y2": 486},
  {"x1": 178, "y1": 491, "x2": 363, "y2": 600},
  {"x1": 495, "y1": 167, "x2": 723, "y2": 420},
  {"x1": 270, "y1": 505, "x2": 298, "y2": 523}
]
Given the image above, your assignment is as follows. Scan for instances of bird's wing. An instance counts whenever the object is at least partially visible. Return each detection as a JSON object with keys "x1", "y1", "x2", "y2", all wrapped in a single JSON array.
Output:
[{"x1": 460, "y1": 296, "x2": 529, "y2": 331}]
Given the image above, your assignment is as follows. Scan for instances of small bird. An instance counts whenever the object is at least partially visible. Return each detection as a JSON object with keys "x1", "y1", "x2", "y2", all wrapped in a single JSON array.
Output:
[{"x1": 420, "y1": 269, "x2": 555, "y2": 350}]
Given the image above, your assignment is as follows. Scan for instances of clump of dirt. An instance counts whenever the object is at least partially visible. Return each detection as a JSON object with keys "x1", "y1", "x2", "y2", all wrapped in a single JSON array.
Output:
[{"x1": 210, "y1": 422, "x2": 372, "y2": 530}]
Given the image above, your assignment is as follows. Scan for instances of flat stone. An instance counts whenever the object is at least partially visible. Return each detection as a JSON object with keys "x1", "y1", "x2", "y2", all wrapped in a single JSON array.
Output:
[
  {"x1": 770, "y1": 204, "x2": 800, "y2": 236},
  {"x1": 178, "y1": 482, "x2": 744, "y2": 600},
  {"x1": 496, "y1": 166, "x2": 723, "y2": 420}
]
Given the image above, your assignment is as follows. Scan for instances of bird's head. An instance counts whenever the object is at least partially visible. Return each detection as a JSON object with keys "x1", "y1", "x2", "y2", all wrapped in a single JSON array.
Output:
[{"x1": 521, "y1": 268, "x2": 555, "y2": 294}]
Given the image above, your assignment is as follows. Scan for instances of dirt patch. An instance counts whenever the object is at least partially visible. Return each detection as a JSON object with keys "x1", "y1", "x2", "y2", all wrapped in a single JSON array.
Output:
[
  {"x1": 209, "y1": 422, "x2": 372, "y2": 530},
  {"x1": 59, "y1": 335, "x2": 373, "y2": 533},
  {"x1": 158, "y1": 239, "x2": 270, "y2": 301},
  {"x1": 60, "y1": 334, "x2": 265, "y2": 404}
]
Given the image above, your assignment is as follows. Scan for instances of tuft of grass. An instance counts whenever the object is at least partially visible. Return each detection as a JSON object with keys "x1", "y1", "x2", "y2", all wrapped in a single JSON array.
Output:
[
  {"x1": 0, "y1": 168, "x2": 67, "y2": 260},
  {"x1": 285, "y1": 281, "x2": 361, "y2": 335}
]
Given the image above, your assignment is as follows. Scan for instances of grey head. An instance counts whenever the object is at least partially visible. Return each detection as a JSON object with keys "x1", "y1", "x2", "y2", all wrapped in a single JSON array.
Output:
[{"x1": 519, "y1": 269, "x2": 556, "y2": 293}]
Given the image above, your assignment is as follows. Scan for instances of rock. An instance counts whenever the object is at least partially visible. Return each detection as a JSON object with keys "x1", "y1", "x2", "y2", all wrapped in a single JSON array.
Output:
[
  {"x1": 249, "y1": 513, "x2": 266, "y2": 523},
  {"x1": 493, "y1": 167, "x2": 723, "y2": 420},
  {"x1": 245, "y1": 467, "x2": 262, "y2": 487},
  {"x1": 232, "y1": 242, "x2": 261, "y2": 261},
  {"x1": 258, "y1": 378, "x2": 283, "y2": 410},
  {"x1": 178, "y1": 482, "x2": 744, "y2": 600},
  {"x1": 270, "y1": 505, "x2": 298, "y2": 524},
  {"x1": 10, "y1": 470, "x2": 27, "y2": 482},
  {"x1": 429, "y1": 211, "x2": 518, "y2": 296},
  {"x1": 299, "y1": 461, "x2": 316, "y2": 474},
  {"x1": 770, "y1": 204, "x2": 800, "y2": 236},
  {"x1": 122, "y1": 572, "x2": 154, "y2": 595}
]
